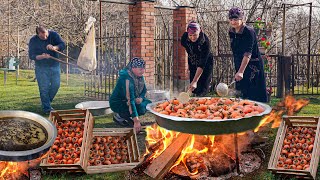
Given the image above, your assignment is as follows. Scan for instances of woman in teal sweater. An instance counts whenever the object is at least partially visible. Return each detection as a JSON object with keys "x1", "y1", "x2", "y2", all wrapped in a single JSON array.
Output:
[{"x1": 110, "y1": 57, "x2": 151, "y2": 132}]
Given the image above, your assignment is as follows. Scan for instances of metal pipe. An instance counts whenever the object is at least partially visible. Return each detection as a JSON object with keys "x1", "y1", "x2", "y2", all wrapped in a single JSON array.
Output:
[
  {"x1": 234, "y1": 133, "x2": 240, "y2": 174},
  {"x1": 282, "y1": 4, "x2": 286, "y2": 56},
  {"x1": 307, "y1": 3, "x2": 312, "y2": 89},
  {"x1": 89, "y1": 0, "x2": 136, "y2": 5}
]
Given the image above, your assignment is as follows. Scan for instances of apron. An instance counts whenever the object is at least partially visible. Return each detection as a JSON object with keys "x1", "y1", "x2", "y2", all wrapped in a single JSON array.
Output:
[{"x1": 234, "y1": 55, "x2": 268, "y2": 102}]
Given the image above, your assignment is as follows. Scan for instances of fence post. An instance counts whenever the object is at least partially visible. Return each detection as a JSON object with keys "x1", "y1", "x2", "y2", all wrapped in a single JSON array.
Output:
[
  {"x1": 276, "y1": 56, "x2": 284, "y2": 98},
  {"x1": 277, "y1": 55, "x2": 291, "y2": 98},
  {"x1": 172, "y1": 6, "x2": 196, "y2": 92},
  {"x1": 129, "y1": 0, "x2": 155, "y2": 87},
  {"x1": 283, "y1": 56, "x2": 291, "y2": 95}
]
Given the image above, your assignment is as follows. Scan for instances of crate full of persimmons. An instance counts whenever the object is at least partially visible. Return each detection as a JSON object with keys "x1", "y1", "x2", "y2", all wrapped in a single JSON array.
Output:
[
  {"x1": 83, "y1": 128, "x2": 140, "y2": 174},
  {"x1": 268, "y1": 116, "x2": 320, "y2": 180}
]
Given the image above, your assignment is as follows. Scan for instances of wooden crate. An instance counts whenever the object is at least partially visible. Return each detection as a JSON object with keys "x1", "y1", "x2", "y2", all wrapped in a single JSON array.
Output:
[
  {"x1": 40, "y1": 109, "x2": 95, "y2": 172},
  {"x1": 83, "y1": 128, "x2": 140, "y2": 174},
  {"x1": 268, "y1": 116, "x2": 320, "y2": 179}
]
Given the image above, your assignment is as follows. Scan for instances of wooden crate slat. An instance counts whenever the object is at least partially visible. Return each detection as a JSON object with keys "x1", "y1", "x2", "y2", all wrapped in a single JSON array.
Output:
[
  {"x1": 93, "y1": 128, "x2": 132, "y2": 133},
  {"x1": 86, "y1": 163, "x2": 139, "y2": 174},
  {"x1": 268, "y1": 116, "x2": 320, "y2": 180},
  {"x1": 61, "y1": 118, "x2": 86, "y2": 121},
  {"x1": 59, "y1": 113, "x2": 86, "y2": 118},
  {"x1": 131, "y1": 129, "x2": 140, "y2": 161},
  {"x1": 268, "y1": 120, "x2": 286, "y2": 169},
  {"x1": 274, "y1": 171, "x2": 310, "y2": 176},
  {"x1": 81, "y1": 111, "x2": 94, "y2": 170},
  {"x1": 309, "y1": 117, "x2": 320, "y2": 179},
  {"x1": 52, "y1": 109, "x2": 86, "y2": 114},
  {"x1": 127, "y1": 136, "x2": 135, "y2": 162},
  {"x1": 93, "y1": 132, "x2": 128, "y2": 137}
]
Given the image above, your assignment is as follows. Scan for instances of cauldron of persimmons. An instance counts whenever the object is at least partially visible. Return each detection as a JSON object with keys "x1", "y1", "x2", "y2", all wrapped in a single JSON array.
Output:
[{"x1": 147, "y1": 97, "x2": 271, "y2": 135}]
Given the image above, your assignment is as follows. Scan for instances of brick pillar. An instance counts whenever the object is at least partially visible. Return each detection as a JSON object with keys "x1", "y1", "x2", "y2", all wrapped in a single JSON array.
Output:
[
  {"x1": 129, "y1": 0, "x2": 155, "y2": 86},
  {"x1": 173, "y1": 6, "x2": 197, "y2": 92}
]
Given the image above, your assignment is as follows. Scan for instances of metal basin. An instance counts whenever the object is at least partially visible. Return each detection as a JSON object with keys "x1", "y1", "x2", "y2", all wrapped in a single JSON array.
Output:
[
  {"x1": 75, "y1": 101, "x2": 112, "y2": 116},
  {"x1": 146, "y1": 90, "x2": 170, "y2": 102},
  {"x1": 146, "y1": 99, "x2": 272, "y2": 135},
  {"x1": 0, "y1": 110, "x2": 57, "y2": 161}
]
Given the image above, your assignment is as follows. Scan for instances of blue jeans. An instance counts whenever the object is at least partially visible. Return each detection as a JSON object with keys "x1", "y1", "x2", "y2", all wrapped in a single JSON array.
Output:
[{"x1": 35, "y1": 65, "x2": 60, "y2": 112}]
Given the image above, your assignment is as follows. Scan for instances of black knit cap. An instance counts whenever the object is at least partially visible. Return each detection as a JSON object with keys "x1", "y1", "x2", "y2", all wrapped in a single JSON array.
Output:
[
  {"x1": 228, "y1": 7, "x2": 244, "y2": 19},
  {"x1": 128, "y1": 57, "x2": 145, "y2": 69}
]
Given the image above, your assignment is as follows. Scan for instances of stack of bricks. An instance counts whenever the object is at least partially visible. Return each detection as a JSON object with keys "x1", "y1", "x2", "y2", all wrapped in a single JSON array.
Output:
[
  {"x1": 129, "y1": 0, "x2": 155, "y2": 85},
  {"x1": 173, "y1": 7, "x2": 197, "y2": 89}
]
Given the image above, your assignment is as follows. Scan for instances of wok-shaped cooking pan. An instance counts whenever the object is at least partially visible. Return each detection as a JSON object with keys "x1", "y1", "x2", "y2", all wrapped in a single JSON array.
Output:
[
  {"x1": 0, "y1": 110, "x2": 57, "y2": 161},
  {"x1": 146, "y1": 98, "x2": 272, "y2": 135}
]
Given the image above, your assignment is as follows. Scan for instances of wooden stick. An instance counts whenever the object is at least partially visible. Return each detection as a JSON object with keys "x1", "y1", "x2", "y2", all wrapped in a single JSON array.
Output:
[
  {"x1": 52, "y1": 49, "x2": 78, "y2": 61},
  {"x1": 144, "y1": 133, "x2": 190, "y2": 179},
  {"x1": 49, "y1": 56, "x2": 89, "y2": 71}
]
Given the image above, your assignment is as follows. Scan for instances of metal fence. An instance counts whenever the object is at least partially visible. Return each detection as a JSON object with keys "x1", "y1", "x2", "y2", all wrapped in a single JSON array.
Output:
[
  {"x1": 84, "y1": 23, "x2": 130, "y2": 100},
  {"x1": 291, "y1": 54, "x2": 320, "y2": 95},
  {"x1": 154, "y1": 24, "x2": 176, "y2": 91}
]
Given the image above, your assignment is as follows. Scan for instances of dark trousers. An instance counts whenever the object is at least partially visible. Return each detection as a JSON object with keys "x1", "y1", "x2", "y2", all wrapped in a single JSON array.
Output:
[
  {"x1": 35, "y1": 66, "x2": 60, "y2": 112},
  {"x1": 117, "y1": 101, "x2": 149, "y2": 120}
]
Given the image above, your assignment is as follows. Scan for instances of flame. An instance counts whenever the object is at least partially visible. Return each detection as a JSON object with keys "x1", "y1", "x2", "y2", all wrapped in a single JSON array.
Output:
[
  {"x1": 144, "y1": 124, "x2": 179, "y2": 160},
  {"x1": 254, "y1": 95, "x2": 309, "y2": 132},
  {"x1": 0, "y1": 152, "x2": 47, "y2": 179},
  {"x1": 170, "y1": 135, "x2": 208, "y2": 175},
  {"x1": 208, "y1": 135, "x2": 215, "y2": 147}
]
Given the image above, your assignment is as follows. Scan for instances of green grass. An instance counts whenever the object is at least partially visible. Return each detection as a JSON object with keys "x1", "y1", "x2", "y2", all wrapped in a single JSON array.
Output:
[
  {"x1": 0, "y1": 70, "x2": 319, "y2": 180},
  {"x1": 0, "y1": 70, "x2": 93, "y2": 115}
]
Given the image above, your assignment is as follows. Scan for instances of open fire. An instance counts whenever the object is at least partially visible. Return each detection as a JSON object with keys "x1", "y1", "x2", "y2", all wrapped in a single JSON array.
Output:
[
  {"x1": 0, "y1": 157, "x2": 43, "y2": 180},
  {"x1": 134, "y1": 95, "x2": 309, "y2": 178}
]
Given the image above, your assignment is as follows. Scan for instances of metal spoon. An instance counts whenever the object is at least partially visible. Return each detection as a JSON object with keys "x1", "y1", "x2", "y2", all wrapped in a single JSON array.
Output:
[
  {"x1": 216, "y1": 80, "x2": 236, "y2": 97},
  {"x1": 177, "y1": 89, "x2": 191, "y2": 104}
]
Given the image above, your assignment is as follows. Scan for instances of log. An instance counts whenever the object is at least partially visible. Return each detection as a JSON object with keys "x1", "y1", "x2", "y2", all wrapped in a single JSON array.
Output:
[{"x1": 144, "y1": 133, "x2": 190, "y2": 179}]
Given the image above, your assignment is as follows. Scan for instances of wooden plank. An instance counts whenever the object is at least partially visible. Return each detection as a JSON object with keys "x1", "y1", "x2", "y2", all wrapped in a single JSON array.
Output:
[
  {"x1": 86, "y1": 163, "x2": 139, "y2": 174},
  {"x1": 93, "y1": 132, "x2": 128, "y2": 137},
  {"x1": 273, "y1": 122, "x2": 287, "y2": 168},
  {"x1": 52, "y1": 109, "x2": 86, "y2": 113},
  {"x1": 82, "y1": 111, "x2": 94, "y2": 170},
  {"x1": 309, "y1": 117, "x2": 320, "y2": 180},
  {"x1": 61, "y1": 118, "x2": 86, "y2": 121},
  {"x1": 94, "y1": 128, "x2": 132, "y2": 133},
  {"x1": 268, "y1": 120, "x2": 285, "y2": 169},
  {"x1": 131, "y1": 129, "x2": 140, "y2": 161},
  {"x1": 144, "y1": 133, "x2": 190, "y2": 179},
  {"x1": 127, "y1": 136, "x2": 134, "y2": 162}
]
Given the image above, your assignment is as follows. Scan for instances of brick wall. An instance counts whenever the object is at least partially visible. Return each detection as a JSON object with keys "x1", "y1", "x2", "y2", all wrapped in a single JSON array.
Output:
[{"x1": 129, "y1": 0, "x2": 155, "y2": 85}]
